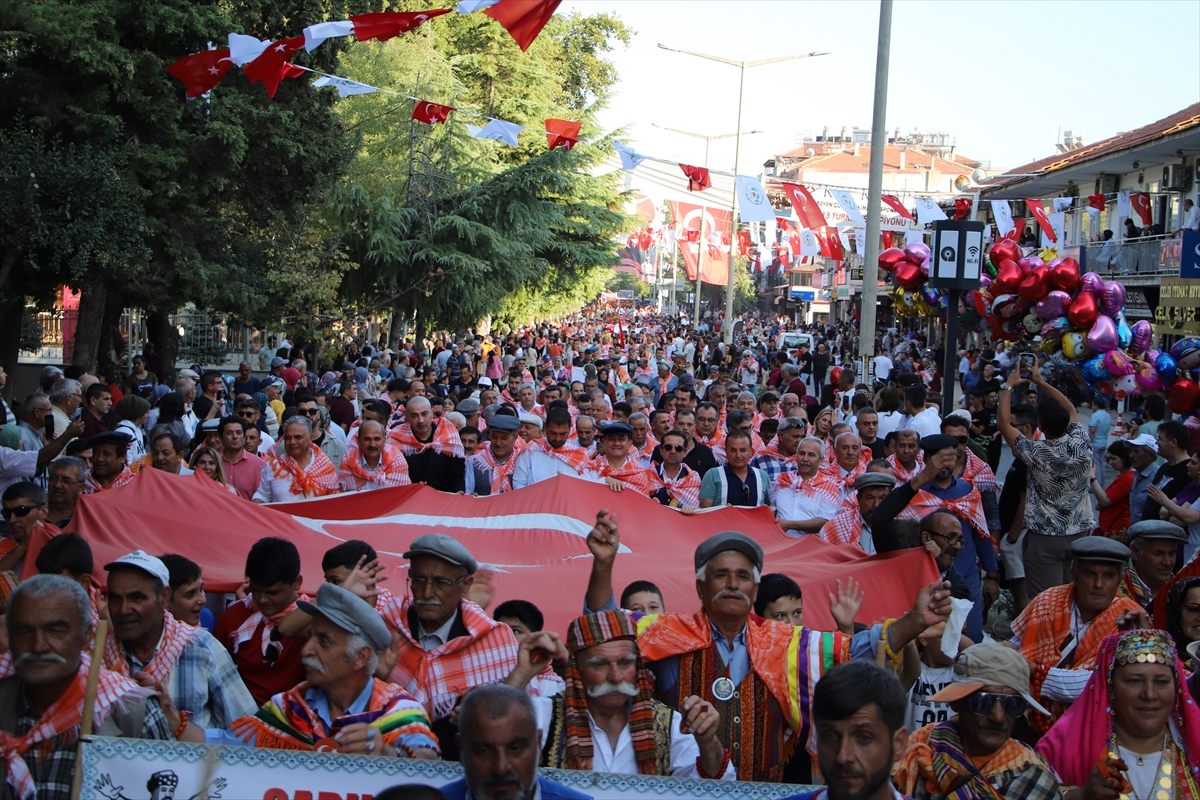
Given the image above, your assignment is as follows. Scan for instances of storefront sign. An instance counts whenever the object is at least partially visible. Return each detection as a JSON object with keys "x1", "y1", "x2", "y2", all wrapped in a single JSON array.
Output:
[{"x1": 1154, "y1": 277, "x2": 1200, "y2": 335}]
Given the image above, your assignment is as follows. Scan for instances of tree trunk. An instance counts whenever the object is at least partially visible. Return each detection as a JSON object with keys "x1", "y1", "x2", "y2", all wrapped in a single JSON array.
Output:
[
  {"x1": 71, "y1": 282, "x2": 107, "y2": 372},
  {"x1": 99, "y1": 298, "x2": 127, "y2": 374},
  {"x1": 146, "y1": 311, "x2": 180, "y2": 386},
  {"x1": 0, "y1": 296, "x2": 23, "y2": 404},
  {"x1": 387, "y1": 302, "x2": 404, "y2": 352}
]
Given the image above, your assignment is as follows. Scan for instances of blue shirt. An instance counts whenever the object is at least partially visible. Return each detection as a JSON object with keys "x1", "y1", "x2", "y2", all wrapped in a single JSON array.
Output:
[
  {"x1": 1089, "y1": 409, "x2": 1111, "y2": 448},
  {"x1": 1130, "y1": 461, "x2": 1161, "y2": 525},
  {"x1": 923, "y1": 476, "x2": 998, "y2": 575}
]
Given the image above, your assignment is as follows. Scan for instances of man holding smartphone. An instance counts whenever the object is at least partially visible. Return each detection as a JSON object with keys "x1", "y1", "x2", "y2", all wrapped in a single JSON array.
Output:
[{"x1": 192, "y1": 371, "x2": 227, "y2": 422}]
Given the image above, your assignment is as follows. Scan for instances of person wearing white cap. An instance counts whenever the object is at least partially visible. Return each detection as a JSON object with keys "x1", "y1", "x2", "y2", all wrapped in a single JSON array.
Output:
[
  {"x1": 517, "y1": 410, "x2": 543, "y2": 444},
  {"x1": 104, "y1": 550, "x2": 257, "y2": 733},
  {"x1": 1127, "y1": 433, "x2": 1163, "y2": 527}
]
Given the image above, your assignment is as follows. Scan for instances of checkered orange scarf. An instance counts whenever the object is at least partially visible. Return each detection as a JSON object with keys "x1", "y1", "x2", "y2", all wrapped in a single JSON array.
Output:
[
  {"x1": 820, "y1": 498, "x2": 868, "y2": 548},
  {"x1": 887, "y1": 453, "x2": 924, "y2": 482},
  {"x1": 896, "y1": 486, "x2": 990, "y2": 541},
  {"x1": 337, "y1": 443, "x2": 411, "y2": 491},
  {"x1": 524, "y1": 438, "x2": 589, "y2": 473},
  {"x1": 470, "y1": 440, "x2": 523, "y2": 494},
  {"x1": 959, "y1": 450, "x2": 998, "y2": 495},
  {"x1": 774, "y1": 470, "x2": 842, "y2": 500},
  {"x1": 85, "y1": 467, "x2": 135, "y2": 493},
  {"x1": 1010, "y1": 584, "x2": 1141, "y2": 670},
  {"x1": 0, "y1": 661, "x2": 152, "y2": 799},
  {"x1": 648, "y1": 463, "x2": 702, "y2": 508},
  {"x1": 390, "y1": 419, "x2": 465, "y2": 458},
  {"x1": 228, "y1": 594, "x2": 309, "y2": 657},
  {"x1": 265, "y1": 443, "x2": 340, "y2": 498},
  {"x1": 106, "y1": 610, "x2": 203, "y2": 687},
  {"x1": 586, "y1": 455, "x2": 655, "y2": 495}
]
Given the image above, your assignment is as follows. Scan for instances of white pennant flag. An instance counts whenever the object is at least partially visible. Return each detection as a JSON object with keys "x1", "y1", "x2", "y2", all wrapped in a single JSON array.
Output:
[
  {"x1": 467, "y1": 120, "x2": 523, "y2": 147},
  {"x1": 1116, "y1": 190, "x2": 1132, "y2": 220},
  {"x1": 613, "y1": 142, "x2": 648, "y2": 171},
  {"x1": 228, "y1": 33, "x2": 271, "y2": 66},
  {"x1": 1052, "y1": 197, "x2": 1073, "y2": 213},
  {"x1": 764, "y1": 216, "x2": 777, "y2": 249},
  {"x1": 914, "y1": 197, "x2": 948, "y2": 225},
  {"x1": 799, "y1": 228, "x2": 821, "y2": 256},
  {"x1": 303, "y1": 20, "x2": 355, "y2": 52},
  {"x1": 457, "y1": 0, "x2": 501, "y2": 13},
  {"x1": 1085, "y1": 205, "x2": 1100, "y2": 221},
  {"x1": 1041, "y1": 212, "x2": 1065, "y2": 248},
  {"x1": 735, "y1": 175, "x2": 776, "y2": 223},
  {"x1": 990, "y1": 200, "x2": 1015, "y2": 237},
  {"x1": 312, "y1": 75, "x2": 378, "y2": 97},
  {"x1": 853, "y1": 229, "x2": 866, "y2": 254},
  {"x1": 830, "y1": 189, "x2": 866, "y2": 226}
]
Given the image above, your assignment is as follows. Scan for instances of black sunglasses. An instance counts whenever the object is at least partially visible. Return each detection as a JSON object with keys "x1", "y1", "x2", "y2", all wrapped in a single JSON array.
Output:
[
  {"x1": 301, "y1": 408, "x2": 320, "y2": 416},
  {"x1": 2, "y1": 505, "x2": 40, "y2": 519},
  {"x1": 967, "y1": 692, "x2": 1028, "y2": 718},
  {"x1": 661, "y1": 444, "x2": 686, "y2": 453}
]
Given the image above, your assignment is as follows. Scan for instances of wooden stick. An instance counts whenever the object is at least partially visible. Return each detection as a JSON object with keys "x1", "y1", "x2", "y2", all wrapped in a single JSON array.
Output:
[{"x1": 70, "y1": 619, "x2": 109, "y2": 800}]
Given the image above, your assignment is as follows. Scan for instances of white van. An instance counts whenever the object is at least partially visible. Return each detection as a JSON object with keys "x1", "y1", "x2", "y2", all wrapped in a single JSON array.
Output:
[{"x1": 776, "y1": 331, "x2": 814, "y2": 360}]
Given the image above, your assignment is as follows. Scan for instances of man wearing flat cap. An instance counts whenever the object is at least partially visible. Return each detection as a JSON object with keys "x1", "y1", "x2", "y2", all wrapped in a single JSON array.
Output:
[
  {"x1": 1120, "y1": 519, "x2": 1188, "y2": 610},
  {"x1": 819, "y1": 471, "x2": 897, "y2": 553},
  {"x1": 584, "y1": 512, "x2": 953, "y2": 783},
  {"x1": 517, "y1": 411, "x2": 544, "y2": 444},
  {"x1": 387, "y1": 533, "x2": 559, "y2": 761},
  {"x1": 221, "y1": 584, "x2": 439, "y2": 757},
  {"x1": 894, "y1": 642, "x2": 1062, "y2": 800},
  {"x1": 464, "y1": 412, "x2": 523, "y2": 495},
  {"x1": 585, "y1": 422, "x2": 655, "y2": 496},
  {"x1": 87, "y1": 431, "x2": 135, "y2": 492},
  {"x1": 1006, "y1": 536, "x2": 1144, "y2": 726}
]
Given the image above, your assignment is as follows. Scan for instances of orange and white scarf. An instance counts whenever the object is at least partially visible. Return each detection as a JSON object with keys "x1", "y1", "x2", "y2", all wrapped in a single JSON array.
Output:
[
  {"x1": 586, "y1": 455, "x2": 655, "y2": 495},
  {"x1": 390, "y1": 419, "x2": 464, "y2": 458},
  {"x1": 85, "y1": 467, "x2": 135, "y2": 494},
  {"x1": 820, "y1": 497, "x2": 869, "y2": 548},
  {"x1": 887, "y1": 453, "x2": 925, "y2": 483},
  {"x1": 649, "y1": 463, "x2": 702, "y2": 509},
  {"x1": 524, "y1": 438, "x2": 590, "y2": 473},
  {"x1": 227, "y1": 594, "x2": 309, "y2": 657},
  {"x1": 469, "y1": 439, "x2": 523, "y2": 494},
  {"x1": 0, "y1": 662, "x2": 152, "y2": 799},
  {"x1": 106, "y1": 611, "x2": 202, "y2": 688},
  {"x1": 338, "y1": 443, "x2": 411, "y2": 491},
  {"x1": 265, "y1": 443, "x2": 340, "y2": 498},
  {"x1": 896, "y1": 485, "x2": 990, "y2": 541}
]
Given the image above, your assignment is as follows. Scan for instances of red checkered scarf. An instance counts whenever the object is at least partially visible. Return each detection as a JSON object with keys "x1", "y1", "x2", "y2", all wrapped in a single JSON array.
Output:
[
  {"x1": 390, "y1": 419, "x2": 465, "y2": 459},
  {"x1": 469, "y1": 439, "x2": 523, "y2": 494},
  {"x1": 525, "y1": 438, "x2": 590, "y2": 473},
  {"x1": 630, "y1": 436, "x2": 658, "y2": 467},
  {"x1": 753, "y1": 411, "x2": 782, "y2": 428},
  {"x1": 649, "y1": 463, "x2": 702, "y2": 508},
  {"x1": 265, "y1": 443, "x2": 340, "y2": 498},
  {"x1": 0, "y1": 660, "x2": 152, "y2": 799},
  {"x1": 586, "y1": 455, "x2": 655, "y2": 495},
  {"x1": 696, "y1": 428, "x2": 725, "y2": 450},
  {"x1": 959, "y1": 450, "x2": 998, "y2": 495},
  {"x1": 887, "y1": 453, "x2": 925, "y2": 483},
  {"x1": 106, "y1": 610, "x2": 202, "y2": 687},
  {"x1": 897, "y1": 485, "x2": 990, "y2": 540},
  {"x1": 227, "y1": 594, "x2": 309, "y2": 657},
  {"x1": 373, "y1": 586, "x2": 405, "y2": 633},
  {"x1": 774, "y1": 469, "x2": 842, "y2": 499},
  {"x1": 390, "y1": 597, "x2": 521, "y2": 720},
  {"x1": 85, "y1": 467, "x2": 135, "y2": 494},
  {"x1": 819, "y1": 454, "x2": 867, "y2": 489},
  {"x1": 820, "y1": 497, "x2": 868, "y2": 547},
  {"x1": 338, "y1": 443, "x2": 411, "y2": 490}
]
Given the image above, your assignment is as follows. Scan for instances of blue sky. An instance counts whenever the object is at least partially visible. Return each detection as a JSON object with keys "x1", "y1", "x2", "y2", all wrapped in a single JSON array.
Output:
[{"x1": 560, "y1": 0, "x2": 1200, "y2": 174}]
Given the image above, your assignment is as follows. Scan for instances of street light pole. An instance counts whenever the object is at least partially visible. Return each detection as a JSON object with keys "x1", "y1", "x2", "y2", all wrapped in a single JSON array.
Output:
[{"x1": 658, "y1": 44, "x2": 828, "y2": 345}]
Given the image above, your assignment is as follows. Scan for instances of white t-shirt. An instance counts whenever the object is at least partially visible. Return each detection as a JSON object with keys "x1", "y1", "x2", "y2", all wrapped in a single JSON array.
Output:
[
  {"x1": 904, "y1": 663, "x2": 956, "y2": 733},
  {"x1": 872, "y1": 355, "x2": 894, "y2": 380},
  {"x1": 905, "y1": 407, "x2": 943, "y2": 439}
]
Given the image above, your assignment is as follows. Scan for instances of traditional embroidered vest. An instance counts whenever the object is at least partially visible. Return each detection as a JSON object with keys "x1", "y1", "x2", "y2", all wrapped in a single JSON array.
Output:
[{"x1": 540, "y1": 693, "x2": 673, "y2": 776}]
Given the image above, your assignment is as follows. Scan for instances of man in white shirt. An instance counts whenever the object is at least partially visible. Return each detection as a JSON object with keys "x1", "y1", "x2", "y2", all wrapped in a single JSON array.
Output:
[
  {"x1": 872, "y1": 349, "x2": 894, "y2": 383},
  {"x1": 901, "y1": 384, "x2": 942, "y2": 438},
  {"x1": 505, "y1": 610, "x2": 734, "y2": 780},
  {"x1": 1178, "y1": 198, "x2": 1200, "y2": 233},
  {"x1": 775, "y1": 437, "x2": 844, "y2": 536}
]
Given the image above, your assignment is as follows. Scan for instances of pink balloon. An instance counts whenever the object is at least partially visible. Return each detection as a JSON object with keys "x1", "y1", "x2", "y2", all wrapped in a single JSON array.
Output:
[
  {"x1": 1129, "y1": 320, "x2": 1153, "y2": 355},
  {"x1": 1017, "y1": 257, "x2": 1035, "y2": 276},
  {"x1": 980, "y1": 274, "x2": 993, "y2": 290},
  {"x1": 1080, "y1": 272, "x2": 1105, "y2": 297},
  {"x1": 1035, "y1": 290, "x2": 1070, "y2": 319},
  {"x1": 1104, "y1": 349, "x2": 1135, "y2": 376},
  {"x1": 1047, "y1": 257, "x2": 1064, "y2": 269},
  {"x1": 1086, "y1": 315, "x2": 1119, "y2": 352},
  {"x1": 1101, "y1": 281, "x2": 1126, "y2": 317},
  {"x1": 1135, "y1": 369, "x2": 1164, "y2": 392},
  {"x1": 904, "y1": 241, "x2": 931, "y2": 264}
]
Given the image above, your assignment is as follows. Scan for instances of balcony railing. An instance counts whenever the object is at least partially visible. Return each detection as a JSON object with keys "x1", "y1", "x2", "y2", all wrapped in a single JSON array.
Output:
[{"x1": 1075, "y1": 236, "x2": 1182, "y2": 278}]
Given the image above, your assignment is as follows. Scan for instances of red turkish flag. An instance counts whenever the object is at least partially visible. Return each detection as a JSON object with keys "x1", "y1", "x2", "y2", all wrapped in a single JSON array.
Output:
[
  {"x1": 881, "y1": 195, "x2": 915, "y2": 222},
  {"x1": 412, "y1": 100, "x2": 455, "y2": 125},
  {"x1": 786, "y1": 224, "x2": 802, "y2": 259},
  {"x1": 781, "y1": 182, "x2": 828, "y2": 229},
  {"x1": 1130, "y1": 192, "x2": 1152, "y2": 226},
  {"x1": 816, "y1": 226, "x2": 843, "y2": 263},
  {"x1": 1088, "y1": 193, "x2": 1107, "y2": 212},
  {"x1": 954, "y1": 198, "x2": 972, "y2": 220},
  {"x1": 243, "y1": 36, "x2": 305, "y2": 88},
  {"x1": 1024, "y1": 199, "x2": 1057, "y2": 242},
  {"x1": 167, "y1": 49, "x2": 234, "y2": 98},
  {"x1": 680, "y1": 164, "x2": 711, "y2": 192},
  {"x1": 1003, "y1": 218, "x2": 1024, "y2": 242},
  {"x1": 545, "y1": 118, "x2": 580, "y2": 150},
  {"x1": 259, "y1": 63, "x2": 305, "y2": 99},
  {"x1": 736, "y1": 230, "x2": 751, "y2": 257},
  {"x1": 484, "y1": 0, "x2": 563, "y2": 52},
  {"x1": 669, "y1": 201, "x2": 731, "y2": 285},
  {"x1": 351, "y1": 9, "x2": 451, "y2": 42},
  {"x1": 882, "y1": 231, "x2": 894, "y2": 249}
]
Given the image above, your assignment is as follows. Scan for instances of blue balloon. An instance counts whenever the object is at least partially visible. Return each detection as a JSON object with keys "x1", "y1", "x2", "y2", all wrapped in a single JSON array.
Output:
[
  {"x1": 1080, "y1": 354, "x2": 1111, "y2": 385},
  {"x1": 1171, "y1": 336, "x2": 1200, "y2": 370},
  {"x1": 1117, "y1": 318, "x2": 1132, "y2": 350},
  {"x1": 1155, "y1": 353, "x2": 1179, "y2": 384}
]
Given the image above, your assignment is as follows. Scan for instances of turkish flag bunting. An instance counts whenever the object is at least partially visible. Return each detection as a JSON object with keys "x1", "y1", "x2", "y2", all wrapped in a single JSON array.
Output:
[
  {"x1": 1003, "y1": 218, "x2": 1024, "y2": 242},
  {"x1": 1024, "y1": 199, "x2": 1057, "y2": 242},
  {"x1": 737, "y1": 230, "x2": 751, "y2": 257},
  {"x1": 954, "y1": 198, "x2": 972, "y2": 220},
  {"x1": 785, "y1": 223, "x2": 801, "y2": 259},
  {"x1": 168, "y1": 50, "x2": 235, "y2": 98},
  {"x1": 685, "y1": 229, "x2": 700, "y2": 243},
  {"x1": 817, "y1": 226, "x2": 844, "y2": 263},
  {"x1": 882, "y1": 231, "x2": 894, "y2": 249},
  {"x1": 351, "y1": 9, "x2": 451, "y2": 42},
  {"x1": 412, "y1": 100, "x2": 456, "y2": 125},
  {"x1": 243, "y1": 36, "x2": 305, "y2": 87},
  {"x1": 1130, "y1": 192, "x2": 1152, "y2": 226},
  {"x1": 1088, "y1": 193, "x2": 1107, "y2": 212},
  {"x1": 484, "y1": 0, "x2": 564, "y2": 52},
  {"x1": 261, "y1": 63, "x2": 305, "y2": 99},
  {"x1": 781, "y1": 182, "x2": 828, "y2": 229},
  {"x1": 545, "y1": 118, "x2": 581, "y2": 150},
  {"x1": 881, "y1": 194, "x2": 915, "y2": 222},
  {"x1": 680, "y1": 164, "x2": 711, "y2": 192}
]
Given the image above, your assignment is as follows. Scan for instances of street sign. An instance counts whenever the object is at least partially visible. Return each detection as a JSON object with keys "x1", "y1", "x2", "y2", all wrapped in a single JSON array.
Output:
[
  {"x1": 790, "y1": 289, "x2": 816, "y2": 302},
  {"x1": 929, "y1": 220, "x2": 985, "y2": 290}
]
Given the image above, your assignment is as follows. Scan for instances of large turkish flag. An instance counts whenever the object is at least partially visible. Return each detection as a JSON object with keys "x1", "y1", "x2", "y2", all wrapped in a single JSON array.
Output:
[{"x1": 669, "y1": 201, "x2": 732, "y2": 286}]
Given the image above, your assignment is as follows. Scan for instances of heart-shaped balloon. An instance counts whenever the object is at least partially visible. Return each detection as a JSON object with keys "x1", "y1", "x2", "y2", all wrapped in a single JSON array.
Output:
[
  {"x1": 1169, "y1": 379, "x2": 1200, "y2": 415},
  {"x1": 1049, "y1": 258, "x2": 1080, "y2": 293},
  {"x1": 1080, "y1": 272, "x2": 1105, "y2": 298},
  {"x1": 904, "y1": 241, "x2": 931, "y2": 265},
  {"x1": 1129, "y1": 320, "x2": 1153, "y2": 355},
  {"x1": 993, "y1": 260, "x2": 1022, "y2": 294},
  {"x1": 894, "y1": 261, "x2": 925, "y2": 290},
  {"x1": 989, "y1": 239, "x2": 1019, "y2": 268},
  {"x1": 1066, "y1": 291, "x2": 1099, "y2": 330},
  {"x1": 1104, "y1": 349, "x2": 1135, "y2": 376},
  {"x1": 1100, "y1": 281, "x2": 1126, "y2": 317},
  {"x1": 1018, "y1": 266, "x2": 1051, "y2": 301},
  {"x1": 1017, "y1": 257, "x2": 1036, "y2": 276},
  {"x1": 1086, "y1": 315, "x2": 1119, "y2": 352},
  {"x1": 1156, "y1": 353, "x2": 1179, "y2": 384},
  {"x1": 1035, "y1": 290, "x2": 1071, "y2": 319},
  {"x1": 878, "y1": 247, "x2": 907, "y2": 273}
]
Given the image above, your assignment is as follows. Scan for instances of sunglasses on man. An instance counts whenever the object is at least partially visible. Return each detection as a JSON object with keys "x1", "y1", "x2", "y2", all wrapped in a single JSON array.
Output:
[
  {"x1": 967, "y1": 691, "x2": 1028, "y2": 718},
  {"x1": 2, "y1": 505, "x2": 41, "y2": 519}
]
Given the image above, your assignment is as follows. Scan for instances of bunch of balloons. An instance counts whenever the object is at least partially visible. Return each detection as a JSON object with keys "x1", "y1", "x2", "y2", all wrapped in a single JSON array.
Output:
[{"x1": 876, "y1": 237, "x2": 1200, "y2": 411}]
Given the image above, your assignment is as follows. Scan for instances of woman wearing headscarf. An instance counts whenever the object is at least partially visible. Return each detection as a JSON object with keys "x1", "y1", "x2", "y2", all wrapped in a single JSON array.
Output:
[{"x1": 1038, "y1": 630, "x2": 1200, "y2": 800}]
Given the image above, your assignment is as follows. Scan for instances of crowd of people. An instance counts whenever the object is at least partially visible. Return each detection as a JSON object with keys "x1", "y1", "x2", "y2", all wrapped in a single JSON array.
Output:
[{"x1": 0, "y1": 301, "x2": 1199, "y2": 800}]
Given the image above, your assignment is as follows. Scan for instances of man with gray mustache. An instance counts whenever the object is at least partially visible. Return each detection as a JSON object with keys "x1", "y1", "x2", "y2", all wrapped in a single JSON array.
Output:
[
  {"x1": 504, "y1": 610, "x2": 733, "y2": 780},
  {"x1": 583, "y1": 513, "x2": 953, "y2": 784},
  {"x1": 0, "y1": 574, "x2": 173, "y2": 800}
]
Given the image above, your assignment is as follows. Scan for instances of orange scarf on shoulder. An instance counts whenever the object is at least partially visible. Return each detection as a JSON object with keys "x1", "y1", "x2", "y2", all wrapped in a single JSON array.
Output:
[{"x1": 266, "y1": 443, "x2": 340, "y2": 497}]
